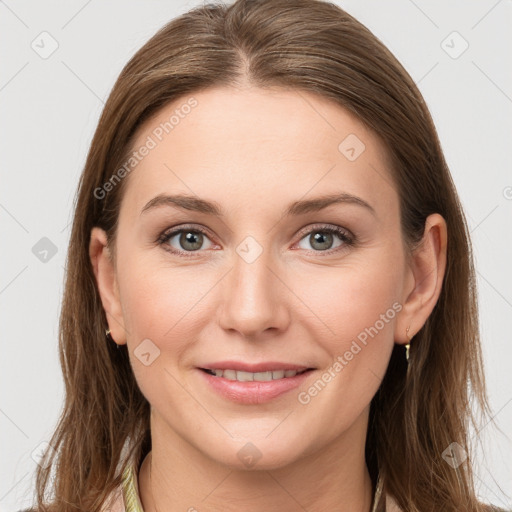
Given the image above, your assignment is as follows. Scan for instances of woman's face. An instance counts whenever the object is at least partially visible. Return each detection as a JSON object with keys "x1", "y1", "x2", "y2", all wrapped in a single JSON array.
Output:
[{"x1": 96, "y1": 85, "x2": 416, "y2": 468}]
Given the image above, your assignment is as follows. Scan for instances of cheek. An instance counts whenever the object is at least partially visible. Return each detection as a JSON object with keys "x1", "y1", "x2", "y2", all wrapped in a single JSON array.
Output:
[
  {"x1": 116, "y1": 253, "x2": 206, "y2": 402},
  {"x1": 293, "y1": 254, "x2": 402, "y2": 364},
  {"x1": 290, "y1": 255, "x2": 401, "y2": 430},
  {"x1": 116, "y1": 251, "x2": 217, "y2": 355}
]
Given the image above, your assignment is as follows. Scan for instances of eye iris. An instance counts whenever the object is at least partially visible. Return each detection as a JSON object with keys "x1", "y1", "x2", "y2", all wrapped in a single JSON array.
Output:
[
  {"x1": 180, "y1": 231, "x2": 203, "y2": 251},
  {"x1": 310, "y1": 231, "x2": 333, "y2": 250}
]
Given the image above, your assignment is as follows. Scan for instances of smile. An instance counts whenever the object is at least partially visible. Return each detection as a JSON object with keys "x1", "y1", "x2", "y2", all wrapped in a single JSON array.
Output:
[
  {"x1": 201, "y1": 368, "x2": 310, "y2": 381},
  {"x1": 197, "y1": 367, "x2": 315, "y2": 404}
]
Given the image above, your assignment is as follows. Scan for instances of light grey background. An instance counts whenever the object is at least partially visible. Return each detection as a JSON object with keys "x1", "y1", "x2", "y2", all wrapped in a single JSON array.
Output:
[{"x1": 1, "y1": 0, "x2": 511, "y2": 510}]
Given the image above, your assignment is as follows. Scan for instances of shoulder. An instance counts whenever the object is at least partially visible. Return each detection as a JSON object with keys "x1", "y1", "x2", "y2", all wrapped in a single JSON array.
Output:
[
  {"x1": 385, "y1": 496, "x2": 511, "y2": 512},
  {"x1": 481, "y1": 503, "x2": 512, "y2": 512},
  {"x1": 14, "y1": 507, "x2": 62, "y2": 512}
]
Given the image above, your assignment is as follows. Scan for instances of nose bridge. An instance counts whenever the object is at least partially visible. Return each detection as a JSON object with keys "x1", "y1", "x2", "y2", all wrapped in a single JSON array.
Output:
[{"x1": 218, "y1": 235, "x2": 288, "y2": 337}]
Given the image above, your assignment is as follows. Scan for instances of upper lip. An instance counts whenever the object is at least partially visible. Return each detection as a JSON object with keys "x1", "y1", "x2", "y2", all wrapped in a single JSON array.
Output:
[{"x1": 198, "y1": 361, "x2": 314, "y2": 373}]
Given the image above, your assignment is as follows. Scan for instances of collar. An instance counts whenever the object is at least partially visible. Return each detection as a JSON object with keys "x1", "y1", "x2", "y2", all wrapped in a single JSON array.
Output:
[{"x1": 121, "y1": 457, "x2": 144, "y2": 512}]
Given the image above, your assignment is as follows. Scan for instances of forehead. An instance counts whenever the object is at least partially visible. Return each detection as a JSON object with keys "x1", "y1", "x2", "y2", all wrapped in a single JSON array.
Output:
[{"x1": 119, "y1": 86, "x2": 398, "y2": 222}]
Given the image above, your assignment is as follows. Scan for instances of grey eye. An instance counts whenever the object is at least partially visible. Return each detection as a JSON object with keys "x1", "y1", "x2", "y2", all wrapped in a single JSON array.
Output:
[
  {"x1": 166, "y1": 230, "x2": 213, "y2": 252},
  {"x1": 297, "y1": 230, "x2": 345, "y2": 251}
]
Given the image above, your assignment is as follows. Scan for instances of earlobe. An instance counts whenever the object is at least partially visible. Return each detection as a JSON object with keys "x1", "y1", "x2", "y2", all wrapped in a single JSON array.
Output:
[
  {"x1": 396, "y1": 213, "x2": 448, "y2": 345},
  {"x1": 89, "y1": 227, "x2": 127, "y2": 345}
]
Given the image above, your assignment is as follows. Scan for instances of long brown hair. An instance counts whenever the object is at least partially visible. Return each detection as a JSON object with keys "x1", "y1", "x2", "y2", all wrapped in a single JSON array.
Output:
[{"x1": 32, "y1": 1, "x2": 498, "y2": 510}]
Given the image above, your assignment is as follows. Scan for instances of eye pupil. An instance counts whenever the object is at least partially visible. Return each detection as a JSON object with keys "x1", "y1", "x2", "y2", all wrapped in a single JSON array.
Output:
[
  {"x1": 181, "y1": 231, "x2": 203, "y2": 251},
  {"x1": 310, "y1": 232, "x2": 333, "y2": 250}
]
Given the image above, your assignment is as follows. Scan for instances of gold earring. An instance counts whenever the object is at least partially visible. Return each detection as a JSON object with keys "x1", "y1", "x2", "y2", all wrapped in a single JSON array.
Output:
[{"x1": 405, "y1": 326, "x2": 411, "y2": 362}]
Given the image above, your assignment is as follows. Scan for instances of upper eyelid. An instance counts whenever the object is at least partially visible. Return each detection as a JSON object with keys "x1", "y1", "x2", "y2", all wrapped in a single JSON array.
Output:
[{"x1": 296, "y1": 223, "x2": 351, "y2": 237}]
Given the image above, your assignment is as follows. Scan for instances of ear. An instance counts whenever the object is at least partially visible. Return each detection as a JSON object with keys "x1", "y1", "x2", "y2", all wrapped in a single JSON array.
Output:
[
  {"x1": 89, "y1": 227, "x2": 127, "y2": 346},
  {"x1": 395, "y1": 213, "x2": 448, "y2": 345}
]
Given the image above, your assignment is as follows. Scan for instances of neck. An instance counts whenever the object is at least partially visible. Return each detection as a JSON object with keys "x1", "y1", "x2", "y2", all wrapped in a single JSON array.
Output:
[{"x1": 138, "y1": 409, "x2": 374, "y2": 512}]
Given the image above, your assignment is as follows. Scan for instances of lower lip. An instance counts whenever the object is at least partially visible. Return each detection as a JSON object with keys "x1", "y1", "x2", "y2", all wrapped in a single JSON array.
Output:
[{"x1": 197, "y1": 368, "x2": 314, "y2": 404}]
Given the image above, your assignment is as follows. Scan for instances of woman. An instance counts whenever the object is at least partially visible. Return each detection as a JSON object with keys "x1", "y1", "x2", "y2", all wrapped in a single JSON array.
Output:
[{"x1": 23, "y1": 0, "x2": 508, "y2": 511}]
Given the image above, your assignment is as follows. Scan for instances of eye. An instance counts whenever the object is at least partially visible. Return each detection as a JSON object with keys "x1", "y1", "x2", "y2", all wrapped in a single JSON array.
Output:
[
  {"x1": 157, "y1": 223, "x2": 355, "y2": 258},
  {"x1": 295, "y1": 224, "x2": 354, "y2": 253},
  {"x1": 157, "y1": 225, "x2": 214, "y2": 257}
]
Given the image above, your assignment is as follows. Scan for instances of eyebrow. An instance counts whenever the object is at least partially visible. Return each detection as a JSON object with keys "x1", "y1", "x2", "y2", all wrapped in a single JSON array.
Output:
[{"x1": 140, "y1": 192, "x2": 376, "y2": 217}]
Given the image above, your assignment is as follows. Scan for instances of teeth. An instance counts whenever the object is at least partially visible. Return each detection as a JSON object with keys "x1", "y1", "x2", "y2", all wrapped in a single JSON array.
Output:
[
  {"x1": 223, "y1": 369, "x2": 237, "y2": 380},
  {"x1": 206, "y1": 368, "x2": 307, "y2": 381}
]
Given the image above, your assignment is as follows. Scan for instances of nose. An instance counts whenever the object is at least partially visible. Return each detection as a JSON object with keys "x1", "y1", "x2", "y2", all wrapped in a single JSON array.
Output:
[{"x1": 217, "y1": 247, "x2": 291, "y2": 340}]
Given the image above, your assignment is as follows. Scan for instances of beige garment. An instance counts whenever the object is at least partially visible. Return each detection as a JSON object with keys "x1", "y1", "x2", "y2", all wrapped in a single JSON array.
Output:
[{"x1": 100, "y1": 455, "x2": 144, "y2": 512}]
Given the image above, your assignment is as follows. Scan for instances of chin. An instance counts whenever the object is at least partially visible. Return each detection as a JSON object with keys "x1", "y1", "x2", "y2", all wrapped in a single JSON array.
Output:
[{"x1": 205, "y1": 439, "x2": 307, "y2": 472}]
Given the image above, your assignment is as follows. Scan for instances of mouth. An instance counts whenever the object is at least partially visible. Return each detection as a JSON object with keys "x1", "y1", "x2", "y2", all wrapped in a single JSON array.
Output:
[
  {"x1": 199, "y1": 367, "x2": 314, "y2": 382},
  {"x1": 197, "y1": 366, "x2": 316, "y2": 404}
]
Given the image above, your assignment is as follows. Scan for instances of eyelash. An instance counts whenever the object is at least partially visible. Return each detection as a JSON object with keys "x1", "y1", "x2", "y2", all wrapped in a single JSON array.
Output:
[{"x1": 156, "y1": 224, "x2": 355, "y2": 258}]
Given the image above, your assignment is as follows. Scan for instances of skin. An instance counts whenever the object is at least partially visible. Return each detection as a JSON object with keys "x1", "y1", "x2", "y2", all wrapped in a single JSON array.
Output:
[{"x1": 89, "y1": 85, "x2": 447, "y2": 512}]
